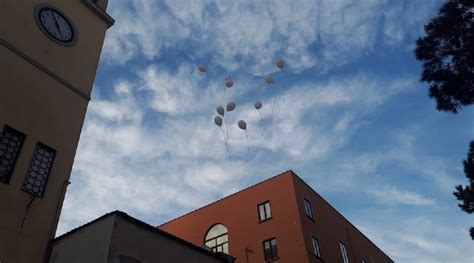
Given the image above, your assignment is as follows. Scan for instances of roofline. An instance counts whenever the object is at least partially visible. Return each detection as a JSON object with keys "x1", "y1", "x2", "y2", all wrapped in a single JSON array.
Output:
[
  {"x1": 52, "y1": 210, "x2": 235, "y2": 262},
  {"x1": 158, "y1": 170, "x2": 295, "y2": 227},
  {"x1": 291, "y1": 173, "x2": 394, "y2": 263},
  {"x1": 159, "y1": 169, "x2": 393, "y2": 262}
]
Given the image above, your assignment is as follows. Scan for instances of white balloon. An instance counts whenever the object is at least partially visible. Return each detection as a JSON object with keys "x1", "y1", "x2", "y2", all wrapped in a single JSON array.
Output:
[
  {"x1": 238, "y1": 120, "x2": 247, "y2": 130},
  {"x1": 276, "y1": 58, "x2": 284, "y2": 69},
  {"x1": 214, "y1": 116, "x2": 223, "y2": 126},
  {"x1": 216, "y1": 106, "x2": 225, "y2": 116},
  {"x1": 226, "y1": 101, "x2": 236, "y2": 111},
  {"x1": 198, "y1": 64, "x2": 207, "y2": 73},
  {"x1": 265, "y1": 75, "x2": 274, "y2": 84},
  {"x1": 224, "y1": 77, "x2": 234, "y2": 88},
  {"x1": 254, "y1": 101, "x2": 262, "y2": 110}
]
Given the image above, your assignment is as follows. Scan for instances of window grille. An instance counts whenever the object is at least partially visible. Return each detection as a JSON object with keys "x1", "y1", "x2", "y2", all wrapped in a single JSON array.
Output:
[
  {"x1": 0, "y1": 126, "x2": 25, "y2": 184},
  {"x1": 21, "y1": 143, "x2": 55, "y2": 197}
]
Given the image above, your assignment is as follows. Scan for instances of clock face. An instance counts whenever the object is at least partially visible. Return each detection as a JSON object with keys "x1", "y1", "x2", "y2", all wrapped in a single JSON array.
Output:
[{"x1": 36, "y1": 6, "x2": 75, "y2": 45}]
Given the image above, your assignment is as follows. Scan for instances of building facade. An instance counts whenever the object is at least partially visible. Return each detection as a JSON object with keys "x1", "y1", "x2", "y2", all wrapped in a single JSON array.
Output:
[
  {"x1": 49, "y1": 211, "x2": 235, "y2": 263},
  {"x1": 160, "y1": 170, "x2": 393, "y2": 263},
  {"x1": 0, "y1": 1, "x2": 113, "y2": 262}
]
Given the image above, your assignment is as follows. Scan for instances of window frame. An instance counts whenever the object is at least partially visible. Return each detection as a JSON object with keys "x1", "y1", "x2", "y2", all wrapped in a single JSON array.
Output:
[
  {"x1": 262, "y1": 237, "x2": 279, "y2": 262},
  {"x1": 304, "y1": 198, "x2": 314, "y2": 220},
  {"x1": 311, "y1": 236, "x2": 321, "y2": 258},
  {"x1": 339, "y1": 241, "x2": 349, "y2": 263},
  {"x1": 258, "y1": 200, "x2": 272, "y2": 222},
  {"x1": 0, "y1": 125, "x2": 26, "y2": 185},
  {"x1": 204, "y1": 223, "x2": 229, "y2": 254}
]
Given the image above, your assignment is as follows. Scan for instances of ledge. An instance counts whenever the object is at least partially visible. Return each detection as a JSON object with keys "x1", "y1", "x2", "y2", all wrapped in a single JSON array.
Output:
[
  {"x1": 0, "y1": 39, "x2": 90, "y2": 101},
  {"x1": 81, "y1": 0, "x2": 115, "y2": 28}
]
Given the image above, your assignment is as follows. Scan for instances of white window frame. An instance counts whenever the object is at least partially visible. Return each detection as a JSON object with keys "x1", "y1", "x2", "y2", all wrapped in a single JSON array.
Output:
[
  {"x1": 258, "y1": 201, "x2": 272, "y2": 221},
  {"x1": 304, "y1": 198, "x2": 313, "y2": 219},
  {"x1": 339, "y1": 241, "x2": 349, "y2": 263},
  {"x1": 311, "y1": 236, "x2": 321, "y2": 257}
]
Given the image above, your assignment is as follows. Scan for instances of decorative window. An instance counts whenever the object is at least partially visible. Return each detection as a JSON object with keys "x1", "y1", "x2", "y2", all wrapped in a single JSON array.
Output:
[
  {"x1": 204, "y1": 224, "x2": 229, "y2": 254},
  {"x1": 304, "y1": 198, "x2": 313, "y2": 219},
  {"x1": 340, "y1": 241, "x2": 349, "y2": 263},
  {"x1": 21, "y1": 143, "x2": 55, "y2": 197},
  {"x1": 258, "y1": 201, "x2": 272, "y2": 221},
  {"x1": 263, "y1": 237, "x2": 278, "y2": 261},
  {"x1": 311, "y1": 236, "x2": 321, "y2": 257},
  {"x1": 0, "y1": 126, "x2": 25, "y2": 184}
]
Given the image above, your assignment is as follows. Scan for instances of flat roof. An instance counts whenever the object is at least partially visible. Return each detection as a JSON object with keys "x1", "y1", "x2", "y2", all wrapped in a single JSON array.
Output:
[{"x1": 53, "y1": 210, "x2": 234, "y2": 262}]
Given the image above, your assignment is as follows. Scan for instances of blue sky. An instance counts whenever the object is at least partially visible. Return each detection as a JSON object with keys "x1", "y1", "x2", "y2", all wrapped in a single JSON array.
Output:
[{"x1": 57, "y1": 0, "x2": 474, "y2": 262}]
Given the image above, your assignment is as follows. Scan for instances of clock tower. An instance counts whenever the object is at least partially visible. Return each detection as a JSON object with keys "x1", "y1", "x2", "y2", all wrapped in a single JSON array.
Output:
[{"x1": 0, "y1": 1, "x2": 113, "y2": 262}]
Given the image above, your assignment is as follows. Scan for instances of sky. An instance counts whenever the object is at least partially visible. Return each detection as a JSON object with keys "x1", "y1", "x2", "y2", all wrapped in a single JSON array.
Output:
[{"x1": 57, "y1": 0, "x2": 474, "y2": 262}]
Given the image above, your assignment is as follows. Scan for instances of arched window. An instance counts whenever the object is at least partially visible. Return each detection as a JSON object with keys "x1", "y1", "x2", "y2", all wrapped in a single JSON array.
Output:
[{"x1": 204, "y1": 224, "x2": 229, "y2": 254}]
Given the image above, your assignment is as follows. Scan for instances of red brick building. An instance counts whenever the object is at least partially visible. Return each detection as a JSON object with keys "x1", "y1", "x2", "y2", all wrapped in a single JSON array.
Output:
[{"x1": 159, "y1": 170, "x2": 393, "y2": 263}]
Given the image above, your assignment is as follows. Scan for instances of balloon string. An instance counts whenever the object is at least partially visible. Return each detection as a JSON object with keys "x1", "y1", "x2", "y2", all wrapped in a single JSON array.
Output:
[
  {"x1": 245, "y1": 130, "x2": 249, "y2": 162},
  {"x1": 258, "y1": 110, "x2": 266, "y2": 136},
  {"x1": 271, "y1": 97, "x2": 277, "y2": 120},
  {"x1": 225, "y1": 114, "x2": 230, "y2": 138},
  {"x1": 220, "y1": 127, "x2": 230, "y2": 154}
]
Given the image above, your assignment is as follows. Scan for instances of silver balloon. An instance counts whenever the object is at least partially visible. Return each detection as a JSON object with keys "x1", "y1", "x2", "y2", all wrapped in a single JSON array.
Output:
[
  {"x1": 216, "y1": 106, "x2": 225, "y2": 116},
  {"x1": 224, "y1": 76, "x2": 234, "y2": 88},
  {"x1": 214, "y1": 116, "x2": 223, "y2": 127},
  {"x1": 276, "y1": 58, "x2": 284, "y2": 69},
  {"x1": 226, "y1": 101, "x2": 236, "y2": 111},
  {"x1": 198, "y1": 64, "x2": 207, "y2": 73},
  {"x1": 238, "y1": 120, "x2": 247, "y2": 130},
  {"x1": 254, "y1": 101, "x2": 262, "y2": 110},
  {"x1": 265, "y1": 75, "x2": 274, "y2": 84}
]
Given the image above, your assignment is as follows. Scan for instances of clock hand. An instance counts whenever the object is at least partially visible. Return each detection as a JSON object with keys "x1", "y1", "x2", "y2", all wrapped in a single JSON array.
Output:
[{"x1": 52, "y1": 13, "x2": 63, "y2": 38}]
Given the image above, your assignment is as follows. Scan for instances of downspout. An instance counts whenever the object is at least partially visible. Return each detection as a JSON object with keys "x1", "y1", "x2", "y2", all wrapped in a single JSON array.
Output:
[
  {"x1": 43, "y1": 180, "x2": 70, "y2": 263},
  {"x1": 245, "y1": 247, "x2": 253, "y2": 263}
]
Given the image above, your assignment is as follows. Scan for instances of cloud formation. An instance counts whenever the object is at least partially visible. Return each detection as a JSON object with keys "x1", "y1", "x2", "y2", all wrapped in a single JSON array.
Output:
[{"x1": 103, "y1": 0, "x2": 437, "y2": 72}]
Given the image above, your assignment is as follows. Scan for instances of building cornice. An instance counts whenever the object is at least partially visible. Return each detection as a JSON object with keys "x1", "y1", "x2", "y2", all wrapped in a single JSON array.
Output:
[{"x1": 81, "y1": 0, "x2": 115, "y2": 28}]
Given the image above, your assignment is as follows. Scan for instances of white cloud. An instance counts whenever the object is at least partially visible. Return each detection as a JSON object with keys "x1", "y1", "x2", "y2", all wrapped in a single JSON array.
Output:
[
  {"x1": 102, "y1": 0, "x2": 437, "y2": 72},
  {"x1": 372, "y1": 185, "x2": 435, "y2": 206},
  {"x1": 356, "y1": 217, "x2": 474, "y2": 262}
]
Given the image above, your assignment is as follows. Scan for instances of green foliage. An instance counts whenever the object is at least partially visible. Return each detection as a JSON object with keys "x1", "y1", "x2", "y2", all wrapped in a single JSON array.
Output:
[
  {"x1": 414, "y1": 0, "x2": 474, "y2": 113},
  {"x1": 453, "y1": 141, "x2": 474, "y2": 239}
]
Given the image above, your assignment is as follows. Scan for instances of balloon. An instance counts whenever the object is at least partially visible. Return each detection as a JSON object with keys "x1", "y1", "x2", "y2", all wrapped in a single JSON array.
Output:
[
  {"x1": 198, "y1": 65, "x2": 207, "y2": 73},
  {"x1": 214, "y1": 116, "x2": 223, "y2": 127},
  {"x1": 216, "y1": 106, "x2": 225, "y2": 116},
  {"x1": 265, "y1": 75, "x2": 274, "y2": 84},
  {"x1": 226, "y1": 101, "x2": 236, "y2": 111},
  {"x1": 254, "y1": 101, "x2": 262, "y2": 110},
  {"x1": 238, "y1": 120, "x2": 247, "y2": 130},
  {"x1": 276, "y1": 58, "x2": 284, "y2": 69},
  {"x1": 224, "y1": 77, "x2": 234, "y2": 88}
]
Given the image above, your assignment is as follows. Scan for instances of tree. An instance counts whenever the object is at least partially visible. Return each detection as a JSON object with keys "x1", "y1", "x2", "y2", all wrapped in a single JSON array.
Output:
[
  {"x1": 414, "y1": 0, "x2": 474, "y2": 239},
  {"x1": 453, "y1": 141, "x2": 474, "y2": 239},
  {"x1": 414, "y1": 0, "x2": 473, "y2": 113}
]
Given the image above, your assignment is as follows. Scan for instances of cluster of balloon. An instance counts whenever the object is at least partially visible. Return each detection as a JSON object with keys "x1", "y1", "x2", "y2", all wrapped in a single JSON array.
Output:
[{"x1": 205, "y1": 57, "x2": 286, "y2": 158}]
